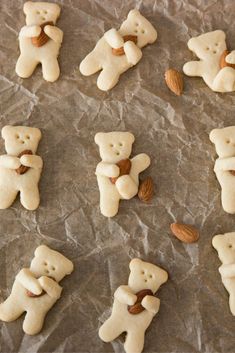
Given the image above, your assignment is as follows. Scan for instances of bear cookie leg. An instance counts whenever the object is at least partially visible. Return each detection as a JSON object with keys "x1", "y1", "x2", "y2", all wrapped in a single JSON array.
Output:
[
  {"x1": 15, "y1": 55, "x2": 38, "y2": 79},
  {"x1": 0, "y1": 189, "x2": 18, "y2": 209},
  {"x1": 41, "y1": 58, "x2": 60, "y2": 83},
  {"x1": 124, "y1": 330, "x2": 145, "y2": 353},
  {"x1": 20, "y1": 186, "x2": 40, "y2": 211},
  {"x1": 100, "y1": 192, "x2": 120, "y2": 218},
  {"x1": 97, "y1": 68, "x2": 121, "y2": 91},
  {"x1": 0, "y1": 297, "x2": 24, "y2": 322},
  {"x1": 99, "y1": 318, "x2": 123, "y2": 342},
  {"x1": 23, "y1": 310, "x2": 46, "y2": 335}
]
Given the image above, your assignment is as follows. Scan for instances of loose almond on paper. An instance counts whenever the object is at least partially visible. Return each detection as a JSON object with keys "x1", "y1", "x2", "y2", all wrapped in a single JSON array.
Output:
[
  {"x1": 165, "y1": 69, "x2": 184, "y2": 96},
  {"x1": 170, "y1": 223, "x2": 199, "y2": 243}
]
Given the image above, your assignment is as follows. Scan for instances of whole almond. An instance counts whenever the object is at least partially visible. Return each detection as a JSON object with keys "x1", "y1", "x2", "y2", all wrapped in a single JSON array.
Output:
[
  {"x1": 165, "y1": 69, "x2": 184, "y2": 96},
  {"x1": 230, "y1": 170, "x2": 235, "y2": 176},
  {"x1": 31, "y1": 21, "x2": 54, "y2": 47},
  {"x1": 128, "y1": 289, "x2": 153, "y2": 315},
  {"x1": 170, "y1": 223, "x2": 199, "y2": 243},
  {"x1": 15, "y1": 150, "x2": 33, "y2": 175},
  {"x1": 138, "y1": 177, "x2": 154, "y2": 202},
  {"x1": 110, "y1": 159, "x2": 132, "y2": 184},
  {"x1": 112, "y1": 35, "x2": 138, "y2": 56},
  {"x1": 220, "y1": 50, "x2": 235, "y2": 69}
]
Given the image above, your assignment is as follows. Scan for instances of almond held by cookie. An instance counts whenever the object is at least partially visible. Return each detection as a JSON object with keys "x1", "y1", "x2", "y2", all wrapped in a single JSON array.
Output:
[
  {"x1": 31, "y1": 21, "x2": 54, "y2": 47},
  {"x1": 112, "y1": 35, "x2": 138, "y2": 56},
  {"x1": 128, "y1": 289, "x2": 153, "y2": 315},
  {"x1": 170, "y1": 223, "x2": 199, "y2": 243},
  {"x1": 110, "y1": 158, "x2": 132, "y2": 184},
  {"x1": 138, "y1": 177, "x2": 154, "y2": 202},
  {"x1": 165, "y1": 69, "x2": 184, "y2": 96},
  {"x1": 220, "y1": 50, "x2": 235, "y2": 69},
  {"x1": 15, "y1": 150, "x2": 33, "y2": 175}
]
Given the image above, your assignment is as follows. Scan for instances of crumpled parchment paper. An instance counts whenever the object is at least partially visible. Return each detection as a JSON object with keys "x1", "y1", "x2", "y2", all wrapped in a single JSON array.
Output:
[{"x1": 1, "y1": 0, "x2": 235, "y2": 352}]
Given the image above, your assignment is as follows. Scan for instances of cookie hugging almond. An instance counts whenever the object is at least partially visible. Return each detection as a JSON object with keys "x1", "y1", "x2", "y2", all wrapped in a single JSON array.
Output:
[
  {"x1": 0, "y1": 125, "x2": 43, "y2": 210},
  {"x1": 16, "y1": 2, "x2": 63, "y2": 82},
  {"x1": 99, "y1": 258, "x2": 168, "y2": 353},
  {"x1": 0, "y1": 245, "x2": 74, "y2": 335},
  {"x1": 95, "y1": 131, "x2": 153, "y2": 217}
]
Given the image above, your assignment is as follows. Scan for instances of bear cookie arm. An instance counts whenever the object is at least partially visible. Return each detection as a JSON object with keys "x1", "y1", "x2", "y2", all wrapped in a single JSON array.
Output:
[
  {"x1": 94, "y1": 132, "x2": 151, "y2": 217},
  {"x1": 0, "y1": 125, "x2": 43, "y2": 211},
  {"x1": 0, "y1": 245, "x2": 74, "y2": 335},
  {"x1": 79, "y1": 9, "x2": 157, "y2": 91},
  {"x1": 16, "y1": 1, "x2": 63, "y2": 82},
  {"x1": 99, "y1": 258, "x2": 168, "y2": 353}
]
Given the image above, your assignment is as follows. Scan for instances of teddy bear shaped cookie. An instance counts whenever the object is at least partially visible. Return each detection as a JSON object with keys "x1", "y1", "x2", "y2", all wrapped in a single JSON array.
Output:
[
  {"x1": 16, "y1": 1, "x2": 63, "y2": 82},
  {"x1": 95, "y1": 132, "x2": 152, "y2": 217},
  {"x1": 183, "y1": 30, "x2": 235, "y2": 92},
  {"x1": 80, "y1": 9, "x2": 157, "y2": 91},
  {"x1": 0, "y1": 125, "x2": 43, "y2": 210},
  {"x1": 0, "y1": 245, "x2": 74, "y2": 335},
  {"x1": 99, "y1": 258, "x2": 168, "y2": 353},
  {"x1": 212, "y1": 232, "x2": 235, "y2": 315},
  {"x1": 210, "y1": 126, "x2": 235, "y2": 214}
]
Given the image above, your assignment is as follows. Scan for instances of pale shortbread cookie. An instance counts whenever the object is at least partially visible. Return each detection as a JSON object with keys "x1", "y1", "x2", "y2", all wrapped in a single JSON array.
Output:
[
  {"x1": 80, "y1": 9, "x2": 157, "y2": 91},
  {"x1": 99, "y1": 258, "x2": 168, "y2": 353},
  {"x1": 0, "y1": 125, "x2": 43, "y2": 210},
  {"x1": 210, "y1": 126, "x2": 235, "y2": 214},
  {"x1": 16, "y1": 2, "x2": 63, "y2": 82},
  {"x1": 212, "y1": 232, "x2": 235, "y2": 315},
  {"x1": 183, "y1": 30, "x2": 235, "y2": 92},
  {"x1": 0, "y1": 245, "x2": 74, "y2": 335},
  {"x1": 95, "y1": 132, "x2": 150, "y2": 217}
]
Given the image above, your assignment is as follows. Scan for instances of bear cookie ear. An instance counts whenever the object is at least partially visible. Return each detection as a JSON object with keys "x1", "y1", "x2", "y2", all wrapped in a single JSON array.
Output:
[
  {"x1": 188, "y1": 37, "x2": 197, "y2": 51},
  {"x1": 23, "y1": 1, "x2": 33, "y2": 14},
  {"x1": 129, "y1": 258, "x2": 142, "y2": 270},
  {"x1": 212, "y1": 234, "x2": 223, "y2": 250},
  {"x1": 127, "y1": 9, "x2": 141, "y2": 19},
  {"x1": 94, "y1": 132, "x2": 105, "y2": 145},
  {"x1": 209, "y1": 129, "x2": 220, "y2": 143},
  {"x1": 1, "y1": 125, "x2": 12, "y2": 140}
]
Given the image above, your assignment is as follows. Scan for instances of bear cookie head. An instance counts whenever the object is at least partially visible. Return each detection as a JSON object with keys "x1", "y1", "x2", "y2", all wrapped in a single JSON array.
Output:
[
  {"x1": 128, "y1": 258, "x2": 168, "y2": 294},
  {"x1": 210, "y1": 126, "x2": 235, "y2": 158},
  {"x1": 212, "y1": 233, "x2": 235, "y2": 265},
  {"x1": 187, "y1": 30, "x2": 226, "y2": 61},
  {"x1": 2, "y1": 125, "x2": 42, "y2": 156},
  {"x1": 23, "y1": 1, "x2": 61, "y2": 26},
  {"x1": 30, "y1": 245, "x2": 74, "y2": 282},
  {"x1": 120, "y1": 9, "x2": 157, "y2": 49},
  {"x1": 95, "y1": 132, "x2": 135, "y2": 164}
]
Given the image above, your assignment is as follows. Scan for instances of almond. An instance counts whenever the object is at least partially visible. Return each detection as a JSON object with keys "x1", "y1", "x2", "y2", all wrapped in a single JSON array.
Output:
[
  {"x1": 31, "y1": 21, "x2": 54, "y2": 47},
  {"x1": 230, "y1": 170, "x2": 235, "y2": 176},
  {"x1": 112, "y1": 35, "x2": 138, "y2": 56},
  {"x1": 15, "y1": 150, "x2": 33, "y2": 175},
  {"x1": 170, "y1": 223, "x2": 199, "y2": 243},
  {"x1": 128, "y1": 289, "x2": 153, "y2": 315},
  {"x1": 165, "y1": 69, "x2": 184, "y2": 96},
  {"x1": 220, "y1": 50, "x2": 235, "y2": 69},
  {"x1": 138, "y1": 177, "x2": 154, "y2": 202},
  {"x1": 110, "y1": 159, "x2": 131, "y2": 184}
]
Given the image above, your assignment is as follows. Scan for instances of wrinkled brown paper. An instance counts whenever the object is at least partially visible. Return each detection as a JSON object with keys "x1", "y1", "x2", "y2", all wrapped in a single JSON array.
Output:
[{"x1": 1, "y1": 0, "x2": 235, "y2": 352}]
